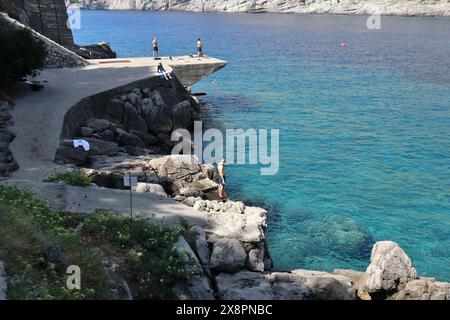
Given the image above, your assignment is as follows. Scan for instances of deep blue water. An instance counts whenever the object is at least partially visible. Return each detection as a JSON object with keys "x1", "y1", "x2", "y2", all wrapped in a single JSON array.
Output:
[{"x1": 73, "y1": 11, "x2": 450, "y2": 280}]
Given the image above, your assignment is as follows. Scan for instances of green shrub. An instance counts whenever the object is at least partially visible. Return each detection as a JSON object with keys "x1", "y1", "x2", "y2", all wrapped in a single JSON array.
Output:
[
  {"x1": 0, "y1": 187, "x2": 192, "y2": 300},
  {"x1": 44, "y1": 171, "x2": 92, "y2": 187},
  {"x1": 83, "y1": 211, "x2": 190, "y2": 299},
  {"x1": 0, "y1": 19, "x2": 46, "y2": 92},
  {"x1": 0, "y1": 187, "x2": 112, "y2": 299}
]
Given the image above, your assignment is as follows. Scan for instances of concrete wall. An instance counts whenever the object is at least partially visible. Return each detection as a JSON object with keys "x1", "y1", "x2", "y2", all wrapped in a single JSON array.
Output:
[{"x1": 8, "y1": 0, "x2": 75, "y2": 49}]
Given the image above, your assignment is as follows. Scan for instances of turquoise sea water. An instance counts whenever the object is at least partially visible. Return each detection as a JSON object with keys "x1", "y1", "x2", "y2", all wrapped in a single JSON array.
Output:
[{"x1": 73, "y1": 11, "x2": 450, "y2": 280}]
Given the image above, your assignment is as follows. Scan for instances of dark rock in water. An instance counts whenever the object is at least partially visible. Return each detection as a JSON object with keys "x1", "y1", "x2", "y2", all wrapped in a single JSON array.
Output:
[
  {"x1": 54, "y1": 145, "x2": 88, "y2": 165},
  {"x1": 74, "y1": 42, "x2": 117, "y2": 59}
]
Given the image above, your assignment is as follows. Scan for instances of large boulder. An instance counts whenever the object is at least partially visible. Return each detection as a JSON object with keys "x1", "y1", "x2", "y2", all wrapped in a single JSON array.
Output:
[
  {"x1": 0, "y1": 261, "x2": 6, "y2": 300},
  {"x1": 122, "y1": 102, "x2": 147, "y2": 132},
  {"x1": 210, "y1": 238, "x2": 247, "y2": 273},
  {"x1": 246, "y1": 246, "x2": 265, "y2": 272},
  {"x1": 172, "y1": 100, "x2": 194, "y2": 129},
  {"x1": 365, "y1": 241, "x2": 418, "y2": 294},
  {"x1": 186, "y1": 225, "x2": 211, "y2": 277},
  {"x1": 134, "y1": 183, "x2": 167, "y2": 198},
  {"x1": 205, "y1": 206, "x2": 267, "y2": 243},
  {"x1": 85, "y1": 118, "x2": 111, "y2": 133},
  {"x1": 171, "y1": 236, "x2": 214, "y2": 300},
  {"x1": 149, "y1": 155, "x2": 202, "y2": 181},
  {"x1": 391, "y1": 279, "x2": 450, "y2": 300},
  {"x1": 290, "y1": 269, "x2": 357, "y2": 300},
  {"x1": 84, "y1": 138, "x2": 119, "y2": 156},
  {"x1": 54, "y1": 145, "x2": 88, "y2": 165},
  {"x1": 139, "y1": 91, "x2": 173, "y2": 134},
  {"x1": 115, "y1": 129, "x2": 145, "y2": 148},
  {"x1": 215, "y1": 271, "x2": 275, "y2": 300},
  {"x1": 105, "y1": 98, "x2": 125, "y2": 120}
]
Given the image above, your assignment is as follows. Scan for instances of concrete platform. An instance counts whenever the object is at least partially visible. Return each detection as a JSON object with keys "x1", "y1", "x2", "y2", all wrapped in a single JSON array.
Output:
[{"x1": 9, "y1": 55, "x2": 226, "y2": 182}]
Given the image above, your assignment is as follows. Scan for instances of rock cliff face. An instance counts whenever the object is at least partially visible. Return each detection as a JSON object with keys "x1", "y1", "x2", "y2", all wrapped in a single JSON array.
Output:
[{"x1": 72, "y1": 0, "x2": 450, "y2": 16}]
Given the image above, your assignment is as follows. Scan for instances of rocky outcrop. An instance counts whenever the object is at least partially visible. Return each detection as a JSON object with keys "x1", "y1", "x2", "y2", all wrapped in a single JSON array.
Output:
[
  {"x1": 391, "y1": 279, "x2": 450, "y2": 300},
  {"x1": 210, "y1": 238, "x2": 247, "y2": 273},
  {"x1": 0, "y1": 261, "x2": 6, "y2": 300},
  {"x1": 74, "y1": 42, "x2": 117, "y2": 59},
  {"x1": 72, "y1": 0, "x2": 450, "y2": 16},
  {"x1": 171, "y1": 236, "x2": 215, "y2": 300},
  {"x1": 364, "y1": 241, "x2": 418, "y2": 294}
]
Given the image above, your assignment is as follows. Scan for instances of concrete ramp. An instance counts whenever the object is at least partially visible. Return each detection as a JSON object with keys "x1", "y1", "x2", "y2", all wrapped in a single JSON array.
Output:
[{"x1": 0, "y1": 179, "x2": 207, "y2": 227}]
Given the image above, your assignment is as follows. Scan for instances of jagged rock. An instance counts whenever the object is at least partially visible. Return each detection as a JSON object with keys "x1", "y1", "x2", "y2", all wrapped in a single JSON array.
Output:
[
  {"x1": 75, "y1": 42, "x2": 117, "y2": 59},
  {"x1": 290, "y1": 269, "x2": 357, "y2": 300},
  {"x1": 201, "y1": 163, "x2": 217, "y2": 180},
  {"x1": 149, "y1": 155, "x2": 202, "y2": 181},
  {"x1": 129, "y1": 130, "x2": 157, "y2": 146},
  {"x1": 0, "y1": 261, "x2": 6, "y2": 300},
  {"x1": 134, "y1": 183, "x2": 168, "y2": 197},
  {"x1": 365, "y1": 241, "x2": 418, "y2": 294},
  {"x1": 205, "y1": 206, "x2": 267, "y2": 243},
  {"x1": 105, "y1": 98, "x2": 125, "y2": 120},
  {"x1": 172, "y1": 236, "x2": 214, "y2": 300},
  {"x1": 172, "y1": 100, "x2": 194, "y2": 129},
  {"x1": 215, "y1": 271, "x2": 275, "y2": 300},
  {"x1": 84, "y1": 138, "x2": 119, "y2": 156},
  {"x1": 54, "y1": 145, "x2": 88, "y2": 165},
  {"x1": 122, "y1": 102, "x2": 147, "y2": 132},
  {"x1": 180, "y1": 187, "x2": 203, "y2": 198},
  {"x1": 139, "y1": 91, "x2": 173, "y2": 133},
  {"x1": 246, "y1": 246, "x2": 265, "y2": 272},
  {"x1": 186, "y1": 225, "x2": 211, "y2": 277},
  {"x1": 85, "y1": 118, "x2": 111, "y2": 132},
  {"x1": 191, "y1": 178, "x2": 218, "y2": 192},
  {"x1": 126, "y1": 92, "x2": 142, "y2": 107},
  {"x1": 80, "y1": 126, "x2": 94, "y2": 137},
  {"x1": 210, "y1": 238, "x2": 247, "y2": 273},
  {"x1": 193, "y1": 199, "x2": 207, "y2": 211},
  {"x1": 115, "y1": 129, "x2": 145, "y2": 147},
  {"x1": 183, "y1": 196, "x2": 202, "y2": 207},
  {"x1": 391, "y1": 279, "x2": 450, "y2": 300}
]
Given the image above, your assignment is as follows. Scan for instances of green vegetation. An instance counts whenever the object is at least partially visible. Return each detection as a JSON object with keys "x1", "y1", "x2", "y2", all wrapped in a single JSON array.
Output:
[
  {"x1": 0, "y1": 18, "x2": 46, "y2": 93},
  {"x1": 44, "y1": 171, "x2": 92, "y2": 187},
  {"x1": 0, "y1": 186, "x2": 191, "y2": 300}
]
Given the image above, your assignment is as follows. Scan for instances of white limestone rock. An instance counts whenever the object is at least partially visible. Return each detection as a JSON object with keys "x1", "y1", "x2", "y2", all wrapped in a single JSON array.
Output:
[
  {"x1": 365, "y1": 241, "x2": 418, "y2": 293},
  {"x1": 391, "y1": 279, "x2": 450, "y2": 300},
  {"x1": 134, "y1": 182, "x2": 168, "y2": 197},
  {"x1": 210, "y1": 238, "x2": 247, "y2": 273}
]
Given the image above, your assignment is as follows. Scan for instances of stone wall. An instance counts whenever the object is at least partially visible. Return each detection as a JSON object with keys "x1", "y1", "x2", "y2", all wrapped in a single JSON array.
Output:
[
  {"x1": 6, "y1": 0, "x2": 75, "y2": 48},
  {"x1": 0, "y1": 13, "x2": 88, "y2": 68}
]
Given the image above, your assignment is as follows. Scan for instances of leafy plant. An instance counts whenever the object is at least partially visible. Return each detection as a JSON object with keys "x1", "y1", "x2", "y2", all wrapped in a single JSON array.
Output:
[{"x1": 44, "y1": 171, "x2": 92, "y2": 187}]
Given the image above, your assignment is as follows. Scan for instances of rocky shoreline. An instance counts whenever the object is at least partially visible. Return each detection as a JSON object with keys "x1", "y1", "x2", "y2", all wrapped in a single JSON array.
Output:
[
  {"x1": 40, "y1": 77, "x2": 449, "y2": 300},
  {"x1": 72, "y1": 0, "x2": 450, "y2": 17}
]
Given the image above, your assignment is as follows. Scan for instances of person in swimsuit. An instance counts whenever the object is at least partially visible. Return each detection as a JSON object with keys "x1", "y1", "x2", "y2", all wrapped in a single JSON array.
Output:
[
  {"x1": 197, "y1": 38, "x2": 203, "y2": 57},
  {"x1": 153, "y1": 37, "x2": 159, "y2": 59},
  {"x1": 217, "y1": 157, "x2": 226, "y2": 201},
  {"x1": 157, "y1": 62, "x2": 172, "y2": 80}
]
